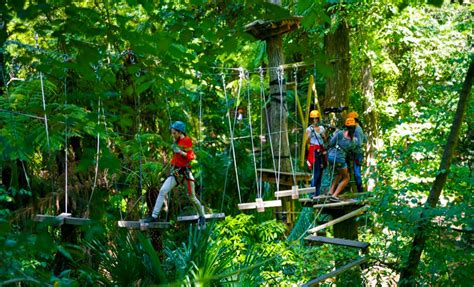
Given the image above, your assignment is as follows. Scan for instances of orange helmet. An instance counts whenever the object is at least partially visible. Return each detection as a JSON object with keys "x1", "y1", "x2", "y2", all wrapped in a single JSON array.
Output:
[
  {"x1": 345, "y1": 118, "x2": 356, "y2": 127},
  {"x1": 347, "y1": 111, "x2": 359, "y2": 119},
  {"x1": 310, "y1": 110, "x2": 321, "y2": 118}
]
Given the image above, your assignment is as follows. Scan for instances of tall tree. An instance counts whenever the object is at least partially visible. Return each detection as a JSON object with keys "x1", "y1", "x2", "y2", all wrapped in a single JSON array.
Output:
[
  {"x1": 398, "y1": 57, "x2": 473, "y2": 286},
  {"x1": 324, "y1": 14, "x2": 350, "y2": 109},
  {"x1": 266, "y1": 0, "x2": 292, "y2": 173}
]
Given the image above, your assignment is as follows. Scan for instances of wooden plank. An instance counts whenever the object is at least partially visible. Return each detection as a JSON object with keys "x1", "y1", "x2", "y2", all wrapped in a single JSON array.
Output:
[
  {"x1": 302, "y1": 257, "x2": 368, "y2": 287},
  {"x1": 275, "y1": 186, "x2": 315, "y2": 198},
  {"x1": 177, "y1": 213, "x2": 225, "y2": 222},
  {"x1": 117, "y1": 221, "x2": 170, "y2": 230},
  {"x1": 305, "y1": 236, "x2": 369, "y2": 250},
  {"x1": 34, "y1": 214, "x2": 64, "y2": 226},
  {"x1": 312, "y1": 200, "x2": 361, "y2": 209},
  {"x1": 238, "y1": 199, "x2": 282, "y2": 211},
  {"x1": 64, "y1": 217, "x2": 91, "y2": 226},
  {"x1": 299, "y1": 195, "x2": 331, "y2": 204},
  {"x1": 35, "y1": 213, "x2": 91, "y2": 226},
  {"x1": 307, "y1": 206, "x2": 368, "y2": 234}
]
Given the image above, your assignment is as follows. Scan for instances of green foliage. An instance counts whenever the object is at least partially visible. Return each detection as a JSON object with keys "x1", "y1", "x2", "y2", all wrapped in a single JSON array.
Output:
[{"x1": 0, "y1": 0, "x2": 472, "y2": 286}]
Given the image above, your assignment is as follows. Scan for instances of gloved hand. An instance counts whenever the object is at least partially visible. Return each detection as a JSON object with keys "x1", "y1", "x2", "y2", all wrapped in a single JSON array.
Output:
[{"x1": 172, "y1": 144, "x2": 183, "y2": 154}]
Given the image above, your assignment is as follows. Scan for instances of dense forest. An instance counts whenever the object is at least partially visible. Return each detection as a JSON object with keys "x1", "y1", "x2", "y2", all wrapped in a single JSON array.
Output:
[{"x1": 0, "y1": 0, "x2": 472, "y2": 286}]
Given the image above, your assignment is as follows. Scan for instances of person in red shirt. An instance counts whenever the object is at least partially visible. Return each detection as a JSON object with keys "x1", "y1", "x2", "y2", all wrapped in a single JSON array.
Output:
[{"x1": 143, "y1": 121, "x2": 206, "y2": 229}]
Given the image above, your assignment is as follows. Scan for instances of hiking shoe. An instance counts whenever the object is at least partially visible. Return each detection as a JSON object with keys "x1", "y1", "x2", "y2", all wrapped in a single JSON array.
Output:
[
  {"x1": 197, "y1": 216, "x2": 206, "y2": 230},
  {"x1": 142, "y1": 215, "x2": 159, "y2": 223},
  {"x1": 329, "y1": 196, "x2": 341, "y2": 202}
]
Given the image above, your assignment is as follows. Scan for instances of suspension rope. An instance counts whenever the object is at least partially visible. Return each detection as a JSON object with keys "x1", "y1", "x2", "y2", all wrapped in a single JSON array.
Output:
[
  {"x1": 35, "y1": 33, "x2": 51, "y2": 151},
  {"x1": 262, "y1": 69, "x2": 279, "y2": 191},
  {"x1": 245, "y1": 70, "x2": 260, "y2": 198},
  {"x1": 258, "y1": 67, "x2": 265, "y2": 198},
  {"x1": 196, "y1": 71, "x2": 204, "y2": 203},
  {"x1": 222, "y1": 73, "x2": 242, "y2": 203},
  {"x1": 278, "y1": 66, "x2": 297, "y2": 187},
  {"x1": 293, "y1": 65, "x2": 299, "y2": 174},
  {"x1": 276, "y1": 66, "x2": 285, "y2": 191},
  {"x1": 88, "y1": 64, "x2": 103, "y2": 215},
  {"x1": 64, "y1": 68, "x2": 69, "y2": 214}
]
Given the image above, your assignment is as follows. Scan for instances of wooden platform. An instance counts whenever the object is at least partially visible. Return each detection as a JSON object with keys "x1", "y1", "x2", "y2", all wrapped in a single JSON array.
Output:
[
  {"x1": 245, "y1": 17, "x2": 302, "y2": 40},
  {"x1": 312, "y1": 199, "x2": 364, "y2": 209},
  {"x1": 177, "y1": 213, "x2": 226, "y2": 222},
  {"x1": 117, "y1": 220, "x2": 170, "y2": 230},
  {"x1": 35, "y1": 213, "x2": 91, "y2": 226},
  {"x1": 305, "y1": 236, "x2": 369, "y2": 250}
]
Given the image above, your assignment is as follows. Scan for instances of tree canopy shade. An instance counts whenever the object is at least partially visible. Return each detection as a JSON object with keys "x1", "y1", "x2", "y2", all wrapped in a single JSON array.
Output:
[{"x1": 0, "y1": 0, "x2": 472, "y2": 286}]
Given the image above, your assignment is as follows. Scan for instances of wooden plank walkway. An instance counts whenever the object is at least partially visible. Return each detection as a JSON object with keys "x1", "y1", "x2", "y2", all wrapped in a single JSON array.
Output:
[
  {"x1": 117, "y1": 220, "x2": 170, "y2": 230},
  {"x1": 177, "y1": 213, "x2": 225, "y2": 222},
  {"x1": 35, "y1": 213, "x2": 91, "y2": 226},
  {"x1": 238, "y1": 199, "x2": 282, "y2": 212}
]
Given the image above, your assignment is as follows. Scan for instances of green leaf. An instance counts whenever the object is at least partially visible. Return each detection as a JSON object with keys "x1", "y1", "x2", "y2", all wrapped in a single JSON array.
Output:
[
  {"x1": 137, "y1": 233, "x2": 167, "y2": 283},
  {"x1": 57, "y1": 245, "x2": 73, "y2": 261}
]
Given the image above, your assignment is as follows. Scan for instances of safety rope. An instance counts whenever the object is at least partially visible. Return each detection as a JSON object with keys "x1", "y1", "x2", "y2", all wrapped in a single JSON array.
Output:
[
  {"x1": 258, "y1": 67, "x2": 265, "y2": 198},
  {"x1": 64, "y1": 68, "x2": 69, "y2": 214},
  {"x1": 278, "y1": 66, "x2": 297, "y2": 187},
  {"x1": 244, "y1": 70, "x2": 259, "y2": 198},
  {"x1": 222, "y1": 73, "x2": 242, "y2": 203},
  {"x1": 85, "y1": 64, "x2": 103, "y2": 216},
  {"x1": 35, "y1": 32, "x2": 55, "y2": 214},
  {"x1": 35, "y1": 33, "x2": 51, "y2": 151},
  {"x1": 293, "y1": 65, "x2": 299, "y2": 174},
  {"x1": 262, "y1": 70, "x2": 279, "y2": 191}
]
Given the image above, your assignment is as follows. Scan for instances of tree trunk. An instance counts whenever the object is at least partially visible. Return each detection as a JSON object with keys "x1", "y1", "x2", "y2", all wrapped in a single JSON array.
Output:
[
  {"x1": 266, "y1": 26, "x2": 291, "y2": 176},
  {"x1": 324, "y1": 18, "x2": 351, "y2": 111},
  {"x1": 398, "y1": 57, "x2": 473, "y2": 286},
  {"x1": 360, "y1": 58, "x2": 379, "y2": 191}
]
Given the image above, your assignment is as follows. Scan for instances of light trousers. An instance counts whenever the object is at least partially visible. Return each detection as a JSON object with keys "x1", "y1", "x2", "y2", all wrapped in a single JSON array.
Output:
[{"x1": 151, "y1": 171, "x2": 205, "y2": 218}]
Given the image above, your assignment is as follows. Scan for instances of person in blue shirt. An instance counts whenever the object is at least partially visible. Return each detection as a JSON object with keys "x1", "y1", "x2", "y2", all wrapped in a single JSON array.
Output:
[{"x1": 326, "y1": 118, "x2": 361, "y2": 201}]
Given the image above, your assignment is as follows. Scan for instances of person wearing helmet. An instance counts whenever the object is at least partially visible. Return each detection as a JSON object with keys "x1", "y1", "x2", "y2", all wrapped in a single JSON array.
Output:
[
  {"x1": 143, "y1": 121, "x2": 206, "y2": 230},
  {"x1": 326, "y1": 117, "x2": 361, "y2": 201},
  {"x1": 305, "y1": 110, "x2": 327, "y2": 197},
  {"x1": 347, "y1": 112, "x2": 366, "y2": 193}
]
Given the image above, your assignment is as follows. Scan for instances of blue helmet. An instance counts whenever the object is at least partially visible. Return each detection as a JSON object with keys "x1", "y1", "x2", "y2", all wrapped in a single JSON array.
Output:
[{"x1": 170, "y1": 121, "x2": 186, "y2": 133}]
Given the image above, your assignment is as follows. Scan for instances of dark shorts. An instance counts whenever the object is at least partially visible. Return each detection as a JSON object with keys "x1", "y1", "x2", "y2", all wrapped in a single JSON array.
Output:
[{"x1": 328, "y1": 155, "x2": 348, "y2": 169}]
